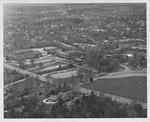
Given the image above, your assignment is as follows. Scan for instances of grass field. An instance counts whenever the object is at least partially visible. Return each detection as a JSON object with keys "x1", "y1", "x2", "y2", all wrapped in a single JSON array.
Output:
[{"x1": 81, "y1": 76, "x2": 147, "y2": 102}]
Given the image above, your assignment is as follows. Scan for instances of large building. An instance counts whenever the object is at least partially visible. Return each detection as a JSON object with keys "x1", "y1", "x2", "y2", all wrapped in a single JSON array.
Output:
[
  {"x1": 73, "y1": 43, "x2": 97, "y2": 51},
  {"x1": 65, "y1": 50, "x2": 83, "y2": 60},
  {"x1": 43, "y1": 46, "x2": 58, "y2": 55},
  {"x1": 54, "y1": 40, "x2": 75, "y2": 50},
  {"x1": 10, "y1": 49, "x2": 42, "y2": 60},
  {"x1": 57, "y1": 51, "x2": 68, "y2": 58},
  {"x1": 57, "y1": 50, "x2": 83, "y2": 60}
]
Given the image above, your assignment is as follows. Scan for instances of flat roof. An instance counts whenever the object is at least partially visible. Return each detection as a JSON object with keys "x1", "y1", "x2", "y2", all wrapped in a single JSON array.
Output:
[
  {"x1": 43, "y1": 46, "x2": 58, "y2": 50},
  {"x1": 13, "y1": 49, "x2": 33, "y2": 55}
]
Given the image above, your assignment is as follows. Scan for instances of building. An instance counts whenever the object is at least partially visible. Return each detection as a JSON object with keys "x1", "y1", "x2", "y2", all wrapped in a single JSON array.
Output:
[
  {"x1": 43, "y1": 46, "x2": 58, "y2": 54},
  {"x1": 57, "y1": 51, "x2": 68, "y2": 58},
  {"x1": 73, "y1": 43, "x2": 97, "y2": 51},
  {"x1": 13, "y1": 49, "x2": 33, "y2": 55},
  {"x1": 65, "y1": 50, "x2": 83, "y2": 60},
  {"x1": 57, "y1": 50, "x2": 83, "y2": 60},
  {"x1": 54, "y1": 40, "x2": 75, "y2": 50},
  {"x1": 11, "y1": 49, "x2": 42, "y2": 60}
]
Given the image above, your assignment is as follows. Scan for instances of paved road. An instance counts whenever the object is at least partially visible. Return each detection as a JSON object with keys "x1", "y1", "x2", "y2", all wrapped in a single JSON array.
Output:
[
  {"x1": 4, "y1": 77, "x2": 30, "y2": 88},
  {"x1": 4, "y1": 63, "x2": 54, "y2": 84},
  {"x1": 96, "y1": 64, "x2": 146, "y2": 79}
]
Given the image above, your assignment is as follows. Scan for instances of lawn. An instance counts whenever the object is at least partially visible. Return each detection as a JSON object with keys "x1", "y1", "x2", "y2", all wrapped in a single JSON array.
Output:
[{"x1": 81, "y1": 76, "x2": 147, "y2": 102}]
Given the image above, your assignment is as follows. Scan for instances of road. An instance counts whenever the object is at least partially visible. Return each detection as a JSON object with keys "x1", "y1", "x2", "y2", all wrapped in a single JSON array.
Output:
[
  {"x1": 4, "y1": 63, "x2": 54, "y2": 84},
  {"x1": 4, "y1": 77, "x2": 30, "y2": 88},
  {"x1": 96, "y1": 64, "x2": 146, "y2": 79}
]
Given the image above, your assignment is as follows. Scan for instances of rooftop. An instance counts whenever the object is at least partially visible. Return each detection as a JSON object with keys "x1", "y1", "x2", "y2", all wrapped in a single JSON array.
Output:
[
  {"x1": 12, "y1": 49, "x2": 33, "y2": 55},
  {"x1": 43, "y1": 46, "x2": 58, "y2": 50}
]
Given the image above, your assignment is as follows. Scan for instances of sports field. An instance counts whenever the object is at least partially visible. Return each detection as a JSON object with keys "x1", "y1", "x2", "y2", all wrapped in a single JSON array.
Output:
[{"x1": 81, "y1": 76, "x2": 147, "y2": 102}]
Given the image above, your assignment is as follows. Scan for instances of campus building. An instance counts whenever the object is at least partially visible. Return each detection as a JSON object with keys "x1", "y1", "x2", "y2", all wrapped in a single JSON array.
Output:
[
  {"x1": 10, "y1": 49, "x2": 42, "y2": 60},
  {"x1": 43, "y1": 46, "x2": 58, "y2": 55},
  {"x1": 57, "y1": 50, "x2": 83, "y2": 60}
]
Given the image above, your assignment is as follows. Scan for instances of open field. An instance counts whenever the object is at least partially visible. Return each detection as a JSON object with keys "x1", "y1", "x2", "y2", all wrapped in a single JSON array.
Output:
[
  {"x1": 50, "y1": 68, "x2": 78, "y2": 79},
  {"x1": 81, "y1": 76, "x2": 147, "y2": 102}
]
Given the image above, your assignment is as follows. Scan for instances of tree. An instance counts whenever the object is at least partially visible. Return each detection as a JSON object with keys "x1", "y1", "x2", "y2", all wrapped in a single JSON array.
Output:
[
  {"x1": 134, "y1": 104, "x2": 143, "y2": 117},
  {"x1": 22, "y1": 97, "x2": 38, "y2": 117},
  {"x1": 56, "y1": 83, "x2": 62, "y2": 93},
  {"x1": 59, "y1": 65, "x2": 62, "y2": 70},
  {"x1": 89, "y1": 77, "x2": 94, "y2": 83},
  {"x1": 75, "y1": 98, "x2": 80, "y2": 106},
  {"x1": 86, "y1": 112, "x2": 93, "y2": 118},
  {"x1": 128, "y1": 109, "x2": 137, "y2": 117},
  {"x1": 88, "y1": 69, "x2": 92, "y2": 78},
  {"x1": 50, "y1": 89, "x2": 55, "y2": 95},
  {"x1": 30, "y1": 58, "x2": 35, "y2": 66},
  {"x1": 38, "y1": 62, "x2": 43, "y2": 68},
  {"x1": 51, "y1": 104, "x2": 57, "y2": 118},
  {"x1": 5, "y1": 55, "x2": 10, "y2": 61},
  {"x1": 110, "y1": 58, "x2": 120, "y2": 71},
  {"x1": 77, "y1": 69, "x2": 84, "y2": 82},
  {"x1": 62, "y1": 81, "x2": 67, "y2": 92},
  {"x1": 18, "y1": 59, "x2": 25, "y2": 69}
]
